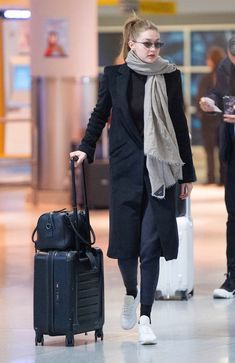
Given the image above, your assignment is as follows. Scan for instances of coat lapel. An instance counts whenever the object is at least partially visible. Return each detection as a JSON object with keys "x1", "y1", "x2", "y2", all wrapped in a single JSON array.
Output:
[{"x1": 116, "y1": 64, "x2": 143, "y2": 147}]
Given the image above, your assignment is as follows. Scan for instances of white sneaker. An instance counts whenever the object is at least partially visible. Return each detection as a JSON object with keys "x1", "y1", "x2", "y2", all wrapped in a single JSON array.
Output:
[
  {"x1": 121, "y1": 290, "x2": 140, "y2": 330},
  {"x1": 213, "y1": 287, "x2": 235, "y2": 299},
  {"x1": 138, "y1": 315, "x2": 157, "y2": 345},
  {"x1": 213, "y1": 274, "x2": 235, "y2": 299}
]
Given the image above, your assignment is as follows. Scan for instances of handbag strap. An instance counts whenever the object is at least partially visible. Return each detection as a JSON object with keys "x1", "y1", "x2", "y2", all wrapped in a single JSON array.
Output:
[
  {"x1": 67, "y1": 213, "x2": 95, "y2": 246},
  {"x1": 32, "y1": 226, "x2": 37, "y2": 244},
  {"x1": 85, "y1": 250, "x2": 98, "y2": 271}
]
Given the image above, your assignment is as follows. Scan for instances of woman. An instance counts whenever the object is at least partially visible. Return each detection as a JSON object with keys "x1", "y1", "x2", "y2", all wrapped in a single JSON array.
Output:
[
  {"x1": 196, "y1": 46, "x2": 226, "y2": 185},
  {"x1": 70, "y1": 15, "x2": 196, "y2": 344}
]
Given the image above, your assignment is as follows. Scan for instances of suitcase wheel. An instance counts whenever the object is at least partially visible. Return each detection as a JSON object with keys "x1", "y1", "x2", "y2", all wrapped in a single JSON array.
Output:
[
  {"x1": 95, "y1": 329, "x2": 103, "y2": 342},
  {"x1": 175, "y1": 289, "x2": 193, "y2": 300},
  {"x1": 65, "y1": 334, "x2": 74, "y2": 347},
  {"x1": 35, "y1": 333, "x2": 44, "y2": 346},
  {"x1": 155, "y1": 289, "x2": 194, "y2": 301},
  {"x1": 177, "y1": 290, "x2": 188, "y2": 300}
]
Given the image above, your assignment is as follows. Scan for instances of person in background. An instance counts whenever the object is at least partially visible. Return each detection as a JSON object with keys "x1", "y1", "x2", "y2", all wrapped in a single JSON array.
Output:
[
  {"x1": 197, "y1": 46, "x2": 226, "y2": 185},
  {"x1": 200, "y1": 36, "x2": 235, "y2": 299},
  {"x1": 71, "y1": 15, "x2": 196, "y2": 344}
]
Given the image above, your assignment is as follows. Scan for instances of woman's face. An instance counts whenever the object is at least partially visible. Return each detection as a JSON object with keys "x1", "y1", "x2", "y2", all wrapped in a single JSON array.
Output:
[{"x1": 128, "y1": 29, "x2": 162, "y2": 63}]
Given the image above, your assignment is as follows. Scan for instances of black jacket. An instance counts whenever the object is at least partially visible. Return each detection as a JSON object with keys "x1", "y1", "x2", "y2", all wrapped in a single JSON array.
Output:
[
  {"x1": 79, "y1": 64, "x2": 196, "y2": 259},
  {"x1": 209, "y1": 57, "x2": 235, "y2": 162}
]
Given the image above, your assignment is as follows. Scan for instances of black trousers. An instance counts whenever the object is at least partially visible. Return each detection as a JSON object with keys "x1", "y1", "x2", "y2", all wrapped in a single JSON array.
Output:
[
  {"x1": 118, "y1": 176, "x2": 162, "y2": 306},
  {"x1": 225, "y1": 144, "x2": 235, "y2": 275}
]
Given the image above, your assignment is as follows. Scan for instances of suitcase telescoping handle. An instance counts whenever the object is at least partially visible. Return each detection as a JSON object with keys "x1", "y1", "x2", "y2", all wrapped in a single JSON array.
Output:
[
  {"x1": 185, "y1": 197, "x2": 191, "y2": 220},
  {"x1": 70, "y1": 156, "x2": 93, "y2": 250}
]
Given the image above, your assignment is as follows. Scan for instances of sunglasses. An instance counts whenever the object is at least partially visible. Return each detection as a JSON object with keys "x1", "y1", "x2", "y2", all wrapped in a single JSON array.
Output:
[{"x1": 133, "y1": 40, "x2": 164, "y2": 49}]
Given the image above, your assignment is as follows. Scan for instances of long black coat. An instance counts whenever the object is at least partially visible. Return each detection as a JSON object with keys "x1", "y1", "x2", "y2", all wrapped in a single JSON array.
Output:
[{"x1": 79, "y1": 64, "x2": 196, "y2": 260}]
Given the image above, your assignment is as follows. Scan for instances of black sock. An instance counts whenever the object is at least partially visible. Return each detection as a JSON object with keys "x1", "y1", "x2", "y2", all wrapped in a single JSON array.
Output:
[
  {"x1": 140, "y1": 304, "x2": 152, "y2": 320},
  {"x1": 229, "y1": 272, "x2": 235, "y2": 281},
  {"x1": 126, "y1": 289, "x2": 137, "y2": 299}
]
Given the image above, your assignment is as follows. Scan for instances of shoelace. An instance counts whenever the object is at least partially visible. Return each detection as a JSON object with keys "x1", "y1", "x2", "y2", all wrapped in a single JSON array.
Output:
[{"x1": 123, "y1": 304, "x2": 134, "y2": 314}]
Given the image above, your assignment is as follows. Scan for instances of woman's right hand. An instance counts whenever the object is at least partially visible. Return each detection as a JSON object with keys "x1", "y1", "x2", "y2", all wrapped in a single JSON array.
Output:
[
  {"x1": 70, "y1": 150, "x2": 87, "y2": 166},
  {"x1": 199, "y1": 97, "x2": 215, "y2": 112},
  {"x1": 199, "y1": 97, "x2": 222, "y2": 113}
]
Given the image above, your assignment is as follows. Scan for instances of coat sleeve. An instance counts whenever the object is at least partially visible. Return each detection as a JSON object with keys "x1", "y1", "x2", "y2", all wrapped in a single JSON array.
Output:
[
  {"x1": 78, "y1": 67, "x2": 112, "y2": 162},
  {"x1": 208, "y1": 59, "x2": 229, "y2": 110},
  {"x1": 170, "y1": 70, "x2": 196, "y2": 183}
]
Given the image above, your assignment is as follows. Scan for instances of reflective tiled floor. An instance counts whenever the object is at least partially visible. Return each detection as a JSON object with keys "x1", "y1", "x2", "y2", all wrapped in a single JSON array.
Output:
[{"x1": 0, "y1": 185, "x2": 234, "y2": 363}]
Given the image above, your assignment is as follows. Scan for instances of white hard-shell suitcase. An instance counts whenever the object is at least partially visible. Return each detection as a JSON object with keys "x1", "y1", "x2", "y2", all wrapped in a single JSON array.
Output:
[{"x1": 155, "y1": 198, "x2": 193, "y2": 300}]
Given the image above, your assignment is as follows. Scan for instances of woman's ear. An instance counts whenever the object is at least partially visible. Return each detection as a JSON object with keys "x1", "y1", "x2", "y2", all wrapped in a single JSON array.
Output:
[{"x1": 128, "y1": 40, "x2": 135, "y2": 50}]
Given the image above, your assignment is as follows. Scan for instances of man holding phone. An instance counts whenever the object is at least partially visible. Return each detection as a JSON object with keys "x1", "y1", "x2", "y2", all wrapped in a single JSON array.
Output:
[{"x1": 200, "y1": 36, "x2": 235, "y2": 299}]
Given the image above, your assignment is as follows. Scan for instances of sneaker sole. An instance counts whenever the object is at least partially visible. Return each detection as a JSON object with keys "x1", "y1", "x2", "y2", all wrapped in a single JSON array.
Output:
[
  {"x1": 139, "y1": 339, "x2": 157, "y2": 345},
  {"x1": 213, "y1": 288, "x2": 235, "y2": 299}
]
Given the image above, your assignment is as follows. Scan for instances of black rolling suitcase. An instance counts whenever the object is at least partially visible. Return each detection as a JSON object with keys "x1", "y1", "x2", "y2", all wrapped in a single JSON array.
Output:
[{"x1": 33, "y1": 159, "x2": 104, "y2": 346}]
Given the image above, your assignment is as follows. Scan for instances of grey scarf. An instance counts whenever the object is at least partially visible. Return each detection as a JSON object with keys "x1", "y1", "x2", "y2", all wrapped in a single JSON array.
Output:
[{"x1": 126, "y1": 50, "x2": 184, "y2": 199}]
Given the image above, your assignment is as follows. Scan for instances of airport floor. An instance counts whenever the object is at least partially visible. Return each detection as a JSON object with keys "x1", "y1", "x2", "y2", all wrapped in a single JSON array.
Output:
[{"x1": 0, "y1": 184, "x2": 235, "y2": 363}]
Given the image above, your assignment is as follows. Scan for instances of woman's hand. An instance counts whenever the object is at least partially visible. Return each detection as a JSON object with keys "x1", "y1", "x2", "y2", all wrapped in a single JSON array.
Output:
[
  {"x1": 179, "y1": 183, "x2": 193, "y2": 200},
  {"x1": 70, "y1": 150, "x2": 87, "y2": 166},
  {"x1": 223, "y1": 104, "x2": 235, "y2": 122},
  {"x1": 199, "y1": 97, "x2": 215, "y2": 112},
  {"x1": 199, "y1": 97, "x2": 222, "y2": 113},
  {"x1": 223, "y1": 114, "x2": 235, "y2": 123}
]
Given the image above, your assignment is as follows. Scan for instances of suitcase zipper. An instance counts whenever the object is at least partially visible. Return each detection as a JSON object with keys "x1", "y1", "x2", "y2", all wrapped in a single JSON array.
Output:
[{"x1": 48, "y1": 251, "x2": 55, "y2": 335}]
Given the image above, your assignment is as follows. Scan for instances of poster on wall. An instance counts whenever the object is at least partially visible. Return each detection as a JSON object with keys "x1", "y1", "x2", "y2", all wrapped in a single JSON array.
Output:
[
  {"x1": 44, "y1": 18, "x2": 68, "y2": 57},
  {"x1": 18, "y1": 21, "x2": 30, "y2": 55}
]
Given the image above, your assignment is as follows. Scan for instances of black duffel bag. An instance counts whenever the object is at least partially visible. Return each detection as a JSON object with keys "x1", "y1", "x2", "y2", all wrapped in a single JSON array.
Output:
[
  {"x1": 32, "y1": 158, "x2": 95, "y2": 252},
  {"x1": 32, "y1": 208, "x2": 95, "y2": 252}
]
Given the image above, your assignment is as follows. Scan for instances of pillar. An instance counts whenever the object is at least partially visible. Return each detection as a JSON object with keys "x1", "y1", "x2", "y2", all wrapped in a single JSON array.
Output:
[
  {"x1": 0, "y1": 20, "x2": 5, "y2": 156},
  {"x1": 30, "y1": 0, "x2": 97, "y2": 198}
]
